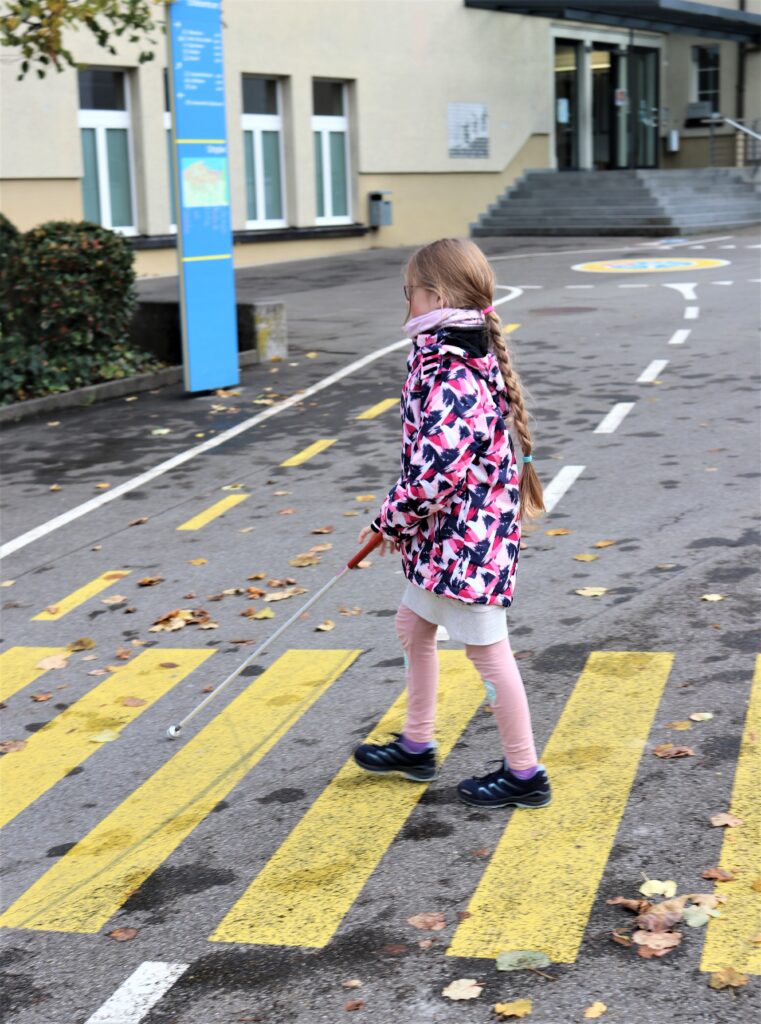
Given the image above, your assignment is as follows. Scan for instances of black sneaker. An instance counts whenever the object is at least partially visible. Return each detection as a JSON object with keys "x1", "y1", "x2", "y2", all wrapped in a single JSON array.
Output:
[
  {"x1": 457, "y1": 761, "x2": 551, "y2": 809},
  {"x1": 353, "y1": 732, "x2": 438, "y2": 782}
]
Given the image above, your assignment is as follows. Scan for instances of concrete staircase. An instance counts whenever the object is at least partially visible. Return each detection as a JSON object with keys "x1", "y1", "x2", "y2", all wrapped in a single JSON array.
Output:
[{"x1": 472, "y1": 167, "x2": 761, "y2": 236}]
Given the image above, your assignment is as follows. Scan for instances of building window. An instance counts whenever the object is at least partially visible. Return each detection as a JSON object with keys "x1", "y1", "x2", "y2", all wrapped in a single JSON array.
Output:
[
  {"x1": 164, "y1": 70, "x2": 178, "y2": 233},
  {"x1": 78, "y1": 69, "x2": 137, "y2": 234},
  {"x1": 312, "y1": 80, "x2": 351, "y2": 224},
  {"x1": 693, "y1": 46, "x2": 720, "y2": 113},
  {"x1": 241, "y1": 75, "x2": 286, "y2": 228}
]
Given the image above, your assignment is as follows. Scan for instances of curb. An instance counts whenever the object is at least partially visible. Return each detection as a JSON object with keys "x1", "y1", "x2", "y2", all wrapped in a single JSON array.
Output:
[{"x1": 0, "y1": 350, "x2": 260, "y2": 426}]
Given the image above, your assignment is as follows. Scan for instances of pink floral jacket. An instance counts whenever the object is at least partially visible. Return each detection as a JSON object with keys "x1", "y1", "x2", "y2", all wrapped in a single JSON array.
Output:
[{"x1": 372, "y1": 325, "x2": 522, "y2": 607}]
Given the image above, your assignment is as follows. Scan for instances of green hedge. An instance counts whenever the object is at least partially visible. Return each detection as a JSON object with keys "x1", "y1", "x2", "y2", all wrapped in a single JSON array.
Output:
[{"x1": 0, "y1": 217, "x2": 162, "y2": 405}]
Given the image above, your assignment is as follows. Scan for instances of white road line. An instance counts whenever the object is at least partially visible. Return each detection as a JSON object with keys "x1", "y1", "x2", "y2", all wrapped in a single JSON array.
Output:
[
  {"x1": 711, "y1": 281, "x2": 734, "y2": 285},
  {"x1": 669, "y1": 329, "x2": 691, "y2": 346},
  {"x1": 689, "y1": 245, "x2": 706, "y2": 249},
  {"x1": 655, "y1": 235, "x2": 732, "y2": 248},
  {"x1": 488, "y1": 243, "x2": 674, "y2": 263},
  {"x1": 543, "y1": 465, "x2": 585, "y2": 513},
  {"x1": 719, "y1": 245, "x2": 736, "y2": 249},
  {"x1": 750, "y1": 278, "x2": 761, "y2": 283},
  {"x1": 1, "y1": 291, "x2": 524, "y2": 559},
  {"x1": 684, "y1": 306, "x2": 700, "y2": 320},
  {"x1": 84, "y1": 962, "x2": 188, "y2": 1024},
  {"x1": 512, "y1": 284, "x2": 543, "y2": 289},
  {"x1": 618, "y1": 283, "x2": 649, "y2": 288},
  {"x1": 594, "y1": 403, "x2": 635, "y2": 434},
  {"x1": 747, "y1": 244, "x2": 761, "y2": 249},
  {"x1": 566, "y1": 284, "x2": 595, "y2": 289},
  {"x1": 637, "y1": 359, "x2": 669, "y2": 383},
  {"x1": 663, "y1": 282, "x2": 698, "y2": 300}
]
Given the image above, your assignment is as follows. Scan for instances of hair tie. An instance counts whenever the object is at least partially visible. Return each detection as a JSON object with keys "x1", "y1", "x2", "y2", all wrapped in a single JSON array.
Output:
[
  {"x1": 482, "y1": 305, "x2": 495, "y2": 315},
  {"x1": 522, "y1": 454, "x2": 533, "y2": 463}
]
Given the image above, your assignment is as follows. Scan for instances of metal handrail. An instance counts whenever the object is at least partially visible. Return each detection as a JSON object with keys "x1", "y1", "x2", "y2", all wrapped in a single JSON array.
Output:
[
  {"x1": 701, "y1": 115, "x2": 761, "y2": 168},
  {"x1": 701, "y1": 114, "x2": 761, "y2": 142}
]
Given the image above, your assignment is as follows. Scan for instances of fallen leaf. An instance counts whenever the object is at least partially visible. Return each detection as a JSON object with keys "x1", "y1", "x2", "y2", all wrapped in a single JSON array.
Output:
[
  {"x1": 702, "y1": 867, "x2": 734, "y2": 882},
  {"x1": 31, "y1": 692, "x2": 53, "y2": 702},
  {"x1": 583, "y1": 1002, "x2": 607, "y2": 1019},
  {"x1": 689, "y1": 712, "x2": 714, "y2": 721},
  {"x1": 701, "y1": 593, "x2": 725, "y2": 602},
  {"x1": 573, "y1": 553, "x2": 599, "y2": 562},
  {"x1": 102, "y1": 595, "x2": 127, "y2": 606},
  {"x1": 222, "y1": 483, "x2": 244, "y2": 491},
  {"x1": 442, "y1": 978, "x2": 483, "y2": 1001},
  {"x1": 239, "y1": 526, "x2": 254, "y2": 533},
  {"x1": 289, "y1": 553, "x2": 321, "y2": 567},
  {"x1": 95, "y1": 482, "x2": 111, "y2": 490},
  {"x1": 611, "y1": 929, "x2": 633, "y2": 947},
  {"x1": 313, "y1": 526, "x2": 334, "y2": 534},
  {"x1": 151, "y1": 427, "x2": 171, "y2": 435},
  {"x1": 341, "y1": 980, "x2": 363, "y2": 989},
  {"x1": 273, "y1": 490, "x2": 291, "y2": 496},
  {"x1": 682, "y1": 905, "x2": 710, "y2": 928},
  {"x1": 653, "y1": 743, "x2": 695, "y2": 758},
  {"x1": 67, "y1": 637, "x2": 96, "y2": 652},
  {"x1": 355, "y1": 494, "x2": 376, "y2": 502},
  {"x1": 115, "y1": 647, "x2": 132, "y2": 660},
  {"x1": 686, "y1": 893, "x2": 726, "y2": 909},
  {"x1": 47, "y1": 420, "x2": 60, "y2": 426},
  {"x1": 82, "y1": 655, "x2": 97, "y2": 661},
  {"x1": 122, "y1": 697, "x2": 147, "y2": 708},
  {"x1": 339, "y1": 605, "x2": 363, "y2": 616},
  {"x1": 708, "y1": 966, "x2": 749, "y2": 990},
  {"x1": 253, "y1": 608, "x2": 275, "y2": 620},
  {"x1": 457, "y1": 911, "x2": 472, "y2": 922},
  {"x1": 107, "y1": 927, "x2": 138, "y2": 941},
  {"x1": 88, "y1": 669, "x2": 109, "y2": 676},
  {"x1": 247, "y1": 572, "x2": 267, "y2": 580},
  {"x1": 710, "y1": 812, "x2": 744, "y2": 828},
  {"x1": 606, "y1": 896, "x2": 650, "y2": 913},
  {"x1": 159, "y1": 662, "x2": 179, "y2": 669},
  {"x1": 278, "y1": 507, "x2": 296, "y2": 515},
  {"x1": 382, "y1": 944, "x2": 406, "y2": 955},
  {"x1": 137, "y1": 576, "x2": 164, "y2": 587},
  {"x1": 89, "y1": 729, "x2": 120, "y2": 743},
  {"x1": 545, "y1": 528, "x2": 571, "y2": 536},
  {"x1": 496, "y1": 950, "x2": 551, "y2": 972},
  {"x1": 344, "y1": 999, "x2": 364, "y2": 1011},
  {"x1": 309, "y1": 542, "x2": 333, "y2": 553},
  {"x1": 103, "y1": 572, "x2": 127, "y2": 581},
  {"x1": 575, "y1": 587, "x2": 608, "y2": 597},
  {"x1": 656, "y1": 563, "x2": 676, "y2": 569},
  {"x1": 1, "y1": 580, "x2": 16, "y2": 587},
  {"x1": 305, "y1": 351, "x2": 319, "y2": 358},
  {"x1": 639, "y1": 879, "x2": 678, "y2": 899},
  {"x1": 472, "y1": 847, "x2": 491, "y2": 857},
  {"x1": 635, "y1": 897, "x2": 686, "y2": 931},
  {"x1": 494, "y1": 999, "x2": 533, "y2": 1019},
  {"x1": 343, "y1": 511, "x2": 359, "y2": 517},
  {"x1": 315, "y1": 620, "x2": 335, "y2": 632},
  {"x1": 357, "y1": 560, "x2": 373, "y2": 570},
  {"x1": 632, "y1": 929, "x2": 682, "y2": 951},
  {"x1": 49, "y1": 484, "x2": 61, "y2": 491},
  {"x1": 43, "y1": 604, "x2": 60, "y2": 615},
  {"x1": 246, "y1": 586, "x2": 266, "y2": 599},
  {"x1": 264, "y1": 587, "x2": 307, "y2": 602},
  {"x1": 665, "y1": 720, "x2": 693, "y2": 731},
  {"x1": 188, "y1": 558, "x2": 209, "y2": 566},
  {"x1": 593, "y1": 539, "x2": 617, "y2": 548},
  {"x1": 0, "y1": 740, "x2": 27, "y2": 753},
  {"x1": 407, "y1": 911, "x2": 446, "y2": 931}
]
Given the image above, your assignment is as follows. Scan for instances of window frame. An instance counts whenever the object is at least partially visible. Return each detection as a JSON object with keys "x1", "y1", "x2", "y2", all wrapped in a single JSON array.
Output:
[
  {"x1": 241, "y1": 77, "x2": 288, "y2": 230},
  {"x1": 311, "y1": 82, "x2": 352, "y2": 226},
  {"x1": 77, "y1": 70, "x2": 138, "y2": 236},
  {"x1": 692, "y1": 45, "x2": 720, "y2": 114}
]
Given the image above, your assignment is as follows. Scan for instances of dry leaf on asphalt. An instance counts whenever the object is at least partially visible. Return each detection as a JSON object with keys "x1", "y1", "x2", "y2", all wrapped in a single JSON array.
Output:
[
  {"x1": 115, "y1": 647, "x2": 132, "y2": 660},
  {"x1": 690, "y1": 712, "x2": 714, "y2": 721},
  {"x1": 31, "y1": 693, "x2": 53, "y2": 702},
  {"x1": 494, "y1": 999, "x2": 533, "y2": 1019},
  {"x1": 495, "y1": 950, "x2": 551, "y2": 971},
  {"x1": 89, "y1": 729, "x2": 120, "y2": 743},
  {"x1": 407, "y1": 911, "x2": 446, "y2": 931},
  {"x1": 159, "y1": 662, "x2": 179, "y2": 669},
  {"x1": 49, "y1": 484, "x2": 61, "y2": 491},
  {"x1": 606, "y1": 896, "x2": 650, "y2": 913},
  {"x1": 107, "y1": 927, "x2": 138, "y2": 942},
  {"x1": 0, "y1": 740, "x2": 27, "y2": 753},
  {"x1": 246, "y1": 586, "x2": 266, "y2": 599},
  {"x1": 652, "y1": 743, "x2": 695, "y2": 758},
  {"x1": 278, "y1": 508, "x2": 296, "y2": 515},
  {"x1": 344, "y1": 1000, "x2": 365, "y2": 1011},
  {"x1": 665, "y1": 720, "x2": 692, "y2": 730},
  {"x1": 247, "y1": 572, "x2": 267, "y2": 580},
  {"x1": 635, "y1": 897, "x2": 686, "y2": 931},
  {"x1": 315, "y1": 620, "x2": 335, "y2": 632},
  {"x1": 313, "y1": 526, "x2": 334, "y2": 534},
  {"x1": 710, "y1": 812, "x2": 744, "y2": 827},
  {"x1": 341, "y1": 980, "x2": 363, "y2": 989},
  {"x1": 418, "y1": 939, "x2": 434, "y2": 949},
  {"x1": 343, "y1": 511, "x2": 359, "y2": 517},
  {"x1": 253, "y1": 608, "x2": 274, "y2": 620},
  {"x1": 188, "y1": 558, "x2": 208, "y2": 566},
  {"x1": 95, "y1": 482, "x2": 111, "y2": 490},
  {"x1": 67, "y1": 637, "x2": 96, "y2": 652},
  {"x1": 574, "y1": 553, "x2": 599, "y2": 562},
  {"x1": 701, "y1": 593, "x2": 725, "y2": 601},
  {"x1": 309, "y1": 542, "x2": 333, "y2": 553},
  {"x1": 340, "y1": 606, "x2": 363, "y2": 616},
  {"x1": 583, "y1": 1002, "x2": 607, "y2": 1019},
  {"x1": 545, "y1": 528, "x2": 571, "y2": 536},
  {"x1": 593, "y1": 539, "x2": 617, "y2": 548},
  {"x1": 1, "y1": 580, "x2": 15, "y2": 587},
  {"x1": 357, "y1": 560, "x2": 372, "y2": 569},
  {"x1": 129, "y1": 517, "x2": 148, "y2": 526},
  {"x1": 632, "y1": 929, "x2": 682, "y2": 952},
  {"x1": 708, "y1": 967, "x2": 749, "y2": 990},
  {"x1": 639, "y1": 879, "x2": 677, "y2": 899},
  {"x1": 102, "y1": 595, "x2": 127, "y2": 606},
  {"x1": 137, "y1": 576, "x2": 164, "y2": 587},
  {"x1": 441, "y1": 978, "x2": 483, "y2": 1001},
  {"x1": 686, "y1": 893, "x2": 725, "y2": 910},
  {"x1": 575, "y1": 587, "x2": 608, "y2": 597},
  {"x1": 289, "y1": 553, "x2": 321, "y2": 567},
  {"x1": 263, "y1": 587, "x2": 307, "y2": 602},
  {"x1": 122, "y1": 697, "x2": 147, "y2": 708},
  {"x1": 702, "y1": 867, "x2": 734, "y2": 881},
  {"x1": 267, "y1": 578, "x2": 297, "y2": 588},
  {"x1": 355, "y1": 494, "x2": 376, "y2": 502}
]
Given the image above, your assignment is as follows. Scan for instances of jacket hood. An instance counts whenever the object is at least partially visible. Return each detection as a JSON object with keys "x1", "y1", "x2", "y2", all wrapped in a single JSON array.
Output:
[{"x1": 414, "y1": 325, "x2": 507, "y2": 395}]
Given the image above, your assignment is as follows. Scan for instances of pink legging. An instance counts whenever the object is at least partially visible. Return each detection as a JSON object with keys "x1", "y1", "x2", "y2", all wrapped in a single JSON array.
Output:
[{"x1": 395, "y1": 603, "x2": 538, "y2": 771}]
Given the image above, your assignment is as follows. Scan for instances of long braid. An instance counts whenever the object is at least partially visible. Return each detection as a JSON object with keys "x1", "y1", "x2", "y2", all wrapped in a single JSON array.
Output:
[{"x1": 484, "y1": 309, "x2": 545, "y2": 519}]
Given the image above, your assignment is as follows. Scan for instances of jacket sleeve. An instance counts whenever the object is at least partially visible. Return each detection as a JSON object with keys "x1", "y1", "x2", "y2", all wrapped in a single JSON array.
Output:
[{"x1": 375, "y1": 367, "x2": 490, "y2": 539}]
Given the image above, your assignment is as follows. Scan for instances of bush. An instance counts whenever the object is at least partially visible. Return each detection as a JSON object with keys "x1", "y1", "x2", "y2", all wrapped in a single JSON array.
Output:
[{"x1": 0, "y1": 218, "x2": 162, "y2": 405}]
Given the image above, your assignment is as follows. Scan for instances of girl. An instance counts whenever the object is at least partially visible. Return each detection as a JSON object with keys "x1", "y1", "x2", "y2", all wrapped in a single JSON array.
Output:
[{"x1": 353, "y1": 238, "x2": 551, "y2": 810}]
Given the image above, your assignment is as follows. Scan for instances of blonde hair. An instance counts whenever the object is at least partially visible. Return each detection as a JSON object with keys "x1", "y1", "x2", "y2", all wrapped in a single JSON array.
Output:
[{"x1": 405, "y1": 237, "x2": 544, "y2": 520}]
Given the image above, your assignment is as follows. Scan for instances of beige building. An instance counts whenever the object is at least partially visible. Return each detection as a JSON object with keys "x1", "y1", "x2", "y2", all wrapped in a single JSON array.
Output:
[{"x1": 1, "y1": 0, "x2": 759, "y2": 276}]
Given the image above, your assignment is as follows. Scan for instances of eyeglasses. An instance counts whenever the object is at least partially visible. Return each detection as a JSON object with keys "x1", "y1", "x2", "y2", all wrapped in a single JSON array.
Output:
[{"x1": 403, "y1": 284, "x2": 428, "y2": 301}]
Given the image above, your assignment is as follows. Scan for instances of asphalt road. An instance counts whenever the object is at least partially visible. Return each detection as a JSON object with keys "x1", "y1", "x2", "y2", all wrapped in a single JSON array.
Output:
[{"x1": 1, "y1": 230, "x2": 760, "y2": 1024}]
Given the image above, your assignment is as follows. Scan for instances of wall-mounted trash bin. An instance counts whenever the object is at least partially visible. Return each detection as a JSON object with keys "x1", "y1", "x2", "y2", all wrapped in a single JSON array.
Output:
[{"x1": 368, "y1": 190, "x2": 392, "y2": 227}]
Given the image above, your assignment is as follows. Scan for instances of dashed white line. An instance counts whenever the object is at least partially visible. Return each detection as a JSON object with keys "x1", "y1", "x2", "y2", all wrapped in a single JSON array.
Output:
[
  {"x1": 637, "y1": 359, "x2": 669, "y2": 383},
  {"x1": 566, "y1": 284, "x2": 595, "y2": 289},
  {"x1": 84, "y1": 962, "x2": 188, "y2": 1024},
  {"x1": 719, "y1": 244, "x2": 736, "y2": 249},
  {"x1": 689, "y1": 245, "x2": 706, "y2": 249},
  {"x1": 663, "y1": 282, "x2": 698, "y2": 300},
  {"x1": 619, "y1": 283, "x2": 649, "y2": 288},
  {"x1": 543, "y1": 465, "x2": 586, "y2": 512},
  {"x1": 594, "y1": 403, "x2": 635, "y2": 435},
  {"x1": 668, "y1": 329, "x2": 691, "y2": 346},
  {"x1": 711, "y1": 281, "x2": 734, "y2": 285},
  {"x1": 684, "y1": 306, "x2": 700, "y2": 320},
  {"x1": 747, "y1": 244, "x2": 761, "y2": 249}
]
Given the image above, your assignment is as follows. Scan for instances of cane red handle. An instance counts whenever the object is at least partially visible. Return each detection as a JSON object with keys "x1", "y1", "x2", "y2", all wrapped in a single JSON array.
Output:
[{"x1": 347, "y1": 530, "x2": 384, "y2": 569}]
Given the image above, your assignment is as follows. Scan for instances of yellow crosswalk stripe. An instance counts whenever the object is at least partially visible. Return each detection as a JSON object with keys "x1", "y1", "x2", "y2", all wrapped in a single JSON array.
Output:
[
  {"x1": 32, "y1": 572, "x2": 131, "y2": 621},
  {"x1": 700, "y1": 655, "x2": 761, "y2": 975},
  {"x1": 355, "y1": 398, "x2": 399, "y2": 420},
  {"x1": 0, "y1": 650, "x2": 212, "y2": 830},
  {"x1": 0, "y1": 647, "x2": 69, "y2": 703},
  {"x1": 280, "y1": 439, "x2": 337, "y2": 467},
  {"x1": 0, "y1": 649, "x2": 358, "y2": 935},
  {"x1": 176, "y1": 494, "x2": 249, "y2": 531},
  {"x1": 210, "y1": 650, "x2": 484, "y2": 948},
  {"x1": 447, "y1": 651, "x2": 675, "y2": 963}
]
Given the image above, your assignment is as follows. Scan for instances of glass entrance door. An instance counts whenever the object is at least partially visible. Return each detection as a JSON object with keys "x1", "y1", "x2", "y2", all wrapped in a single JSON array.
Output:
[
  {"x1": 629, "y1": 48, "x2": 659, "y2": 168},
  {"x1": 555, "y1": 41, "x2": 579, "y2": 169},
  {"x1": 591, "y1": 45, "x2": 614, "y2": 169}
]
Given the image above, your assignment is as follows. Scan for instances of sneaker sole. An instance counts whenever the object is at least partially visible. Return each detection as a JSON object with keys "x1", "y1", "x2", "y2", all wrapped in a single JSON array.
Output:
[
  {"x1": 457, "y1": 791, "x2": 552, "y2": 809},
  {"x1": 353, "y1": 760, "x2": 438, "y2": 783}
]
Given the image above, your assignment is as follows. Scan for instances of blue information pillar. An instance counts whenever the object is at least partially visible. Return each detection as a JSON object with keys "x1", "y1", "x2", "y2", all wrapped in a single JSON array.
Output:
[{"x1": 167, "y1": 0, "x2": 239, "y2": 392}]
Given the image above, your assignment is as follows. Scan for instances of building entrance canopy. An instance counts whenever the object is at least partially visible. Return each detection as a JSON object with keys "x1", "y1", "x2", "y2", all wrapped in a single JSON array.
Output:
[{"x1": 465, "y1": 0, "x2": 761, "y2": 43}]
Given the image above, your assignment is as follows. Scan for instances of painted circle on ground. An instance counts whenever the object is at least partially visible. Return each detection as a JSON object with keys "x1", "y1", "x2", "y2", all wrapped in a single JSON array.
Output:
[{"x1": 572, "y1": 257, "x2": 730, "y2": 273}]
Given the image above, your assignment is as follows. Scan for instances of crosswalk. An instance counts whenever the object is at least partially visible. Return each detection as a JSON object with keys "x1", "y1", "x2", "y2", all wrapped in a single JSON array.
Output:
[{"x1": 0, "y1": 644, "x2": 758, "y2": 975}]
